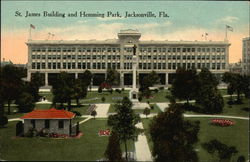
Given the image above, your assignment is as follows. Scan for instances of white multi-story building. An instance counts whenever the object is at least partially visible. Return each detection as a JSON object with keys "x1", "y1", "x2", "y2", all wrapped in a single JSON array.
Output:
[
  {"x1": 26, "y1": 29, "x2": 230, "y2": 87},
  {"x1": 242, "y1": 37, "x2": 250, "y2": 76}
]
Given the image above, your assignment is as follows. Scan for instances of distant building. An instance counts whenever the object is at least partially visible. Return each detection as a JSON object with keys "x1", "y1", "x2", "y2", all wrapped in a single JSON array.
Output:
[
  {"x1": 0, "y1": 59, "x2": 13, "y2": 67},
  {"x1": 242, "y1": 37, "x2": 250, "y2": 75},
  {"x1": 228, "y1": 62, "x2": 242, "y2": 74},
  {"x1": 20, "y1": 108, "x2": 78, "y2": 136},
  {"x1": 26, "y1": 29, "x2": 230, "y2": 87}
]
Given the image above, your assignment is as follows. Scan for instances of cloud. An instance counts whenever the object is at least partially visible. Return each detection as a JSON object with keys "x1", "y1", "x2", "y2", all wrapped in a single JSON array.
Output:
[{"x1": 217, "y1": 16, "x2": 239, "y2": 23}]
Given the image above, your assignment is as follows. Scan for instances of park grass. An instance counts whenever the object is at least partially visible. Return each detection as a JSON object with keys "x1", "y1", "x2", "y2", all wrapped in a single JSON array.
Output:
[
  {"x1": 108, "y1": 104, "x2": 161, "y2": 114},
  {"x1": 0, "y1": 119, "x2": 134, "y2": 161},
  {"x1": 141, "y1": 89, "x2": 171, "y2": 103},
  {"x1": 184, "y1": 97, "x2": 249, "y2": 117},
  {"x1": 133, "y1": 104, "x2": 162, "y2": 114},
  {"x1": 71, "y1": 104, "x2": 90, "y2": 115},
  {"x1": 142, "y1": 117, "x2": 249, "y2": 161},
  {"x1": 79, "y1": 90, "x2": 129, "y2": 104},
  {"x1": 38, "y1": 92, "x2": 53, "y2": 102}
]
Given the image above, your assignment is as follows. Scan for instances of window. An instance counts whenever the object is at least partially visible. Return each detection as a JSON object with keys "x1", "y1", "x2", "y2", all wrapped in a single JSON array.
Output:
[
  {"x1": 45, "y1": 120, "x2": 50, "y2": 129},
  {"x1": 32, "y1": 63, "x2": 36, "y2": 69},
  {"x1": 42, "y1": 63, "x2": 45, "y2": 69},
  {"x1": 58, "y1": 120, "x2": 64, "y2": 129},
  {"x1": 63, "y1": 63, "x2": 66, "y2": 69},
  {"x1": 31, "y1": 120, "x2": 35, "y2": 128},
  {"x1": 57, "y1": 63, "x2": 61, "y2": 69}
]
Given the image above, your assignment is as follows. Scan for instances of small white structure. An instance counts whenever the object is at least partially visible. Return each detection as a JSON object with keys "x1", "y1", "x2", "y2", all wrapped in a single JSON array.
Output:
[{"x1": 20, "y1": 108, "x2": 78, "y2": 136}]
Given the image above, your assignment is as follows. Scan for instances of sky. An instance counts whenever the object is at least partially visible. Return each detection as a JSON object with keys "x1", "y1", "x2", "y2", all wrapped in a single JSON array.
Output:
[{"x1": 1, "y1": 1, "x2": 249, "y2": 64}]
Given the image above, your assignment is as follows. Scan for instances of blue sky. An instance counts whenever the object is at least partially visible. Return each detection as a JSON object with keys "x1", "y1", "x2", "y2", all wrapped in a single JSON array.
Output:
[{"x1": 1, "y1": 1, "x2": 249, "y2": 63}]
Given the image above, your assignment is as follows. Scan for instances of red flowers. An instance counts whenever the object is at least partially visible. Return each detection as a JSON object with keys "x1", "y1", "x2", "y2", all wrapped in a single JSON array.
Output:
[
  {"x1": 211, "y1": 119, "x2": 235, "y2": 127},
  {"x1": 98, "y1": 129, "x2": 111, "y2": 136},
  {"x1": 100, "y1": 83, "x2": 111, "y2": 89},
  {"x1": 48, "y1": 133, "x2": 69, "y2": 138}
]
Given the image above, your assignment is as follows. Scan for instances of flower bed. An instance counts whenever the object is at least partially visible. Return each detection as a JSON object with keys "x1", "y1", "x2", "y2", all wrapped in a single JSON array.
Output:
[
  {"x1": 98, "y1": 129, "x2": 111, "y2": 136},
  {"x1": 211, "y1": 119, "x2": 235, "y2": 127}
]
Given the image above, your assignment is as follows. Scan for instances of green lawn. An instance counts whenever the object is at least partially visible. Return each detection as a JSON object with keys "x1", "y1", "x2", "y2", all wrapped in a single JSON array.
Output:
[
  {"x1": 141, "y1": 89, "x2": 171, "y2": 103},
  {"x1": 108, "y1": 104, "x2": 161, "y2": 114},
  {"x1": 71, "y1": 105, "x2": 90, "y2": 115},
  {"x1": 79, "y1": 90, "x2": 129, "y2": 104},
  {"x1": 38, "y1": 92, "x2": 53, "y2": 102},
  {"x1": 142, "y1": 118, "x2": 249, "y2": 161},
  {"x1": 0, "y1": 119, "x2": 134, "y2": 161},
  {"x1": 185, "y1": 97, "x2": 250, "y2": 117},
  {"x1": 133, "y1": 104, "x2": 162, "y2": 114}
]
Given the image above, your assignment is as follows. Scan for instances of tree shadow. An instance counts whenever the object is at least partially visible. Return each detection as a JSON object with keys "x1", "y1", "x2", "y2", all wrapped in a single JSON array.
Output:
[{"x1": 241, "y1": 107, "x2": 250, "y2": 112}]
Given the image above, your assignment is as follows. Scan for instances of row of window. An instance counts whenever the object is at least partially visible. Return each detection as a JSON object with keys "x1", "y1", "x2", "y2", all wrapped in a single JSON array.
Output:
[
  {"x1": 30, "y1": 119, "x2": 64, "y2": 129},
  {"x1": 31, "y1": 47, "x2": 226, "y2": 53},
  {"x1": 31, "y1": 62, "x2": 226, "y2": 70},
  {"x1": 32, "y1": 54, "x2": 226, "y2": 60}
]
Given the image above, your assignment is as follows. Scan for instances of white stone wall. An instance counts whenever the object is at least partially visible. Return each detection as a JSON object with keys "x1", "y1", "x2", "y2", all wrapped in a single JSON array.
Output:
[{"x1": 23, "y1": 119, "x2": 71, "y2": 135}]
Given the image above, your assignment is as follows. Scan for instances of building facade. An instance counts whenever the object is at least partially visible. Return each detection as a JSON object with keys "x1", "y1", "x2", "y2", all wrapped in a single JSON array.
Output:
[
  {"x1": 242, "y1": 37, "x2": 250, "y2": 76},
  {"x1": 26, "y1": 29, "x2": 230, "y2": 87}
]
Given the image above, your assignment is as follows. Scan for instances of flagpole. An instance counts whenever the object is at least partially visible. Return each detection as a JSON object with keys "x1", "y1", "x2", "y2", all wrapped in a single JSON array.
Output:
[
  {"x1": 225, "y1": 25, "x2": 228, "y2": 41},
  {"x1": 29, "y1": 25, "x2": 31, "y2": 40}
]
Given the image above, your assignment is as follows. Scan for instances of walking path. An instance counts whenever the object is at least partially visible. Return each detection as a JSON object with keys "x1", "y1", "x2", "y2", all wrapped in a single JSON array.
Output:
[
  {"x1": 95, "y1": 104, "x2": 110, "y2": 118},
  {"x1": 79, "y1": 117, "x2": 92, "y2": 124},
  {"x1": 134, "y1": 122, "x2": 152, "y2": 161},
  {"x1": 156, "y1": 103, "x2": 169, "y2": 112},
  {"x1": 184, "y1": 114, "x2": 249, "y2": 120}
]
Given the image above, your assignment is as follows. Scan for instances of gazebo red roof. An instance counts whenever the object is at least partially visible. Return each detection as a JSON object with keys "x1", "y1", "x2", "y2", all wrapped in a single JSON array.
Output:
[{"x1": 20, "y1": 108, "x2": 75, "y2": 119}]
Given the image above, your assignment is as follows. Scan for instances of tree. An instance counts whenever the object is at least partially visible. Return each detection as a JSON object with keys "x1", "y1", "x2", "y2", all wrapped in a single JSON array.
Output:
[
  {"x1": 15, "y1": 92, "x2": 35, "y2": 113},
  {"x1": 222, "y1": 72, "x2": 248, "y2": 103},
  {"x1": 107, "y1": 97, "x2": 141, "y2": 161},
  {"x1": 52, "y1": 72, "x2": 74, "y2": 110},
  {"x1": 149, "y1": 103, "x2": 200, "y2": 162},
  {"x1": 106, "y1": 69, "x2": 120, "y2": 86},
  {"x1": 73, "y1": 79, "x2": 87, "y2": 106},
  {"x1": 171, "y1": 68, "x2": 198, "y2": 104},
  {"x1": 1, "y1": 65, "x2": 23, "y2": 114},
  {"x1": 30, "y1": 72, "x2": 45, "y2": 101},
  {"x1": 82, "y1": 70, "x2": 92, "y2": 86},
  {"x1": 0, "y1": 115, "x2": 8, "y2": 128},
  {"x1": 104, "y1": 131, "x2": 123, "y2": 161},
  {"x1": 140, "y1": 71, "x2": 160, "y2": 91},
  {"x1": 196, "y1": 68, "x2": 224, "y2": 113},
  {"x1": 143, "y1": 107, "x2": 150, "y2": 118},
  {"x1": 91, "y1": 110, "x2": 97, "y2": 119},
  {"x1": 202, "y1": 139, "x2": 238, "y2": 162},
  {"x1": 98, "y1": 86, "x2": 103, "y2": 93}
]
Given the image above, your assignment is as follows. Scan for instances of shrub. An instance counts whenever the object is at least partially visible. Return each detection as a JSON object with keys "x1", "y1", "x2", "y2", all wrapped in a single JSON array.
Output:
[
  {"x1": 25, "y1": 128, "x2": 38, "y2": 137},
  {"x1": 109, "y1": 89, "x2": 113, "y2": 94},
  {"x1": 159, "y1": 87, "x2": 164, "y2": 90},
  {"x1": 237, "y1": 156, "x2": 246, "y2": 162},
  {"x1": 0, "y1": 116, "x2": 8, "y2": 128},
  {"x1": 98, "y1": 86, "x2": 103, "y2": 93},
  {"x1": 16, "y1": 121, "x2": 24, "y2": 136},
  {"x1": 138, "y1": 96, "x2": 142, "y2": 102},
  {"x1": 154, "y1": 89, "x2": 159, "y2": 93},
  {"x1": 121, "y1": 88, "x2": 125, "y2": 91},
  {"x1": 72, "y1": 111, "x2": 82, "y2": 116},
  {"x1": 143, "y1": 108, "x2": 150, "y2": 118},
  {"x1": 147, "y1": 101, "x2": 150, "y2": 104},
  {"x1": 150, "y1": 105, "x2": 154, "y2": 110},
  {"x1": 115, "y1": 89, "x2": 121, "y2": 94},
  {"x1": 102, "y1": 97, "x2": 106, "y2": 102}
]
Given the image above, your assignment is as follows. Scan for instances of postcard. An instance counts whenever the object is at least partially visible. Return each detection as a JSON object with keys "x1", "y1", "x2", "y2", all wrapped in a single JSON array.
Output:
[{"x1": 1, "y1": 1, "x2": 249, "y2": 161}]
